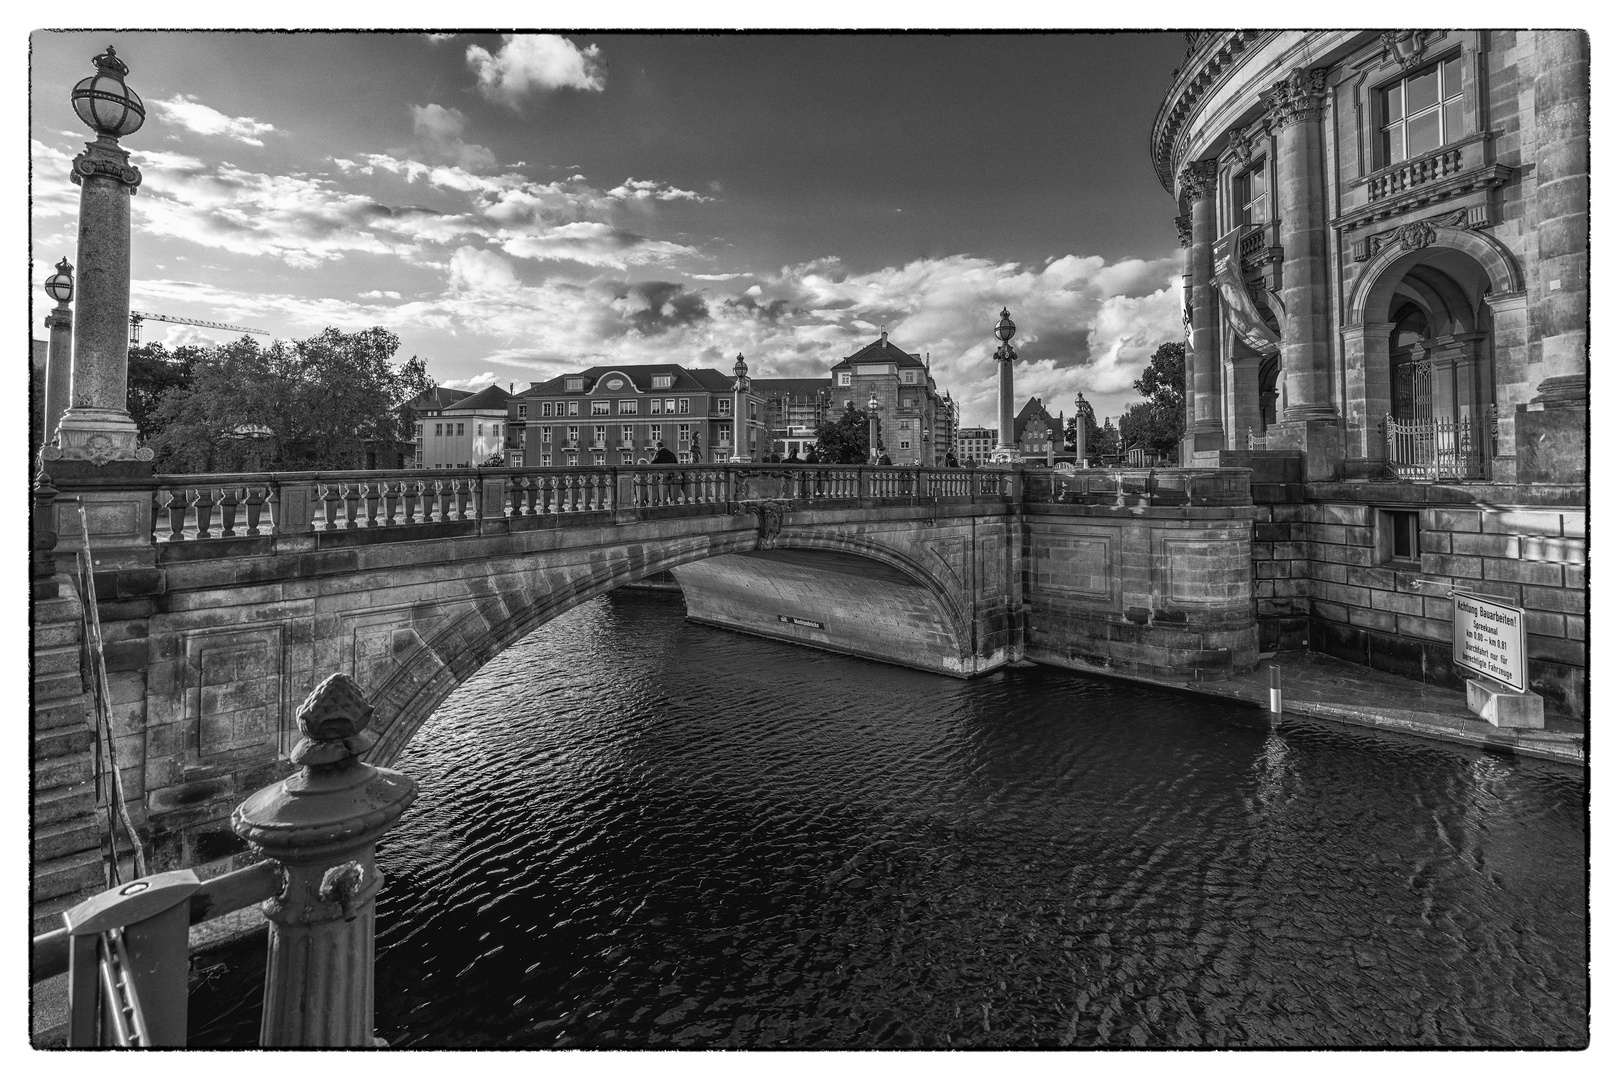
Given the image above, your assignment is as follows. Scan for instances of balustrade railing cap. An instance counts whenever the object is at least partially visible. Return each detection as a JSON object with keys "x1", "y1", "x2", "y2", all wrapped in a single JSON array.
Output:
[{"x1": 232, "y1": 673, "x2": 416, "y2": 862}]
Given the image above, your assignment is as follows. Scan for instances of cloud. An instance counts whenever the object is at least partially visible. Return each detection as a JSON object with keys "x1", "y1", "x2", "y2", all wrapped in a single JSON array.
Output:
[
  {"x1": 496, "y1": 221, "x2": 699, "y2": 269},
  {"x1": 465, "y1": 35, "x2": 605, "y2": 107},
  {"x1": 437, "y1": 371, "x2": 501, "y2": 391},
  {"x1": 448, "y1": 246, "x2": 519, "y2": 292},
  {"x1": 606, "y1": 177, "x2": 711, "y2": 204},
  {"x1": 150, "y1": 94, "x2": 276, "y2": 146},
  {"x1": 609, "y1": 281, "x2": 711, "y2": 337},
  {"x1": 424, "y1": 33, "x2": 457, "y2": 45},
  {"x1": 360, "y1": 289, "x2": 402, "y2": 300},
  {"x1": 407, "y1": 104, "x2": 497, "y2": 172}
]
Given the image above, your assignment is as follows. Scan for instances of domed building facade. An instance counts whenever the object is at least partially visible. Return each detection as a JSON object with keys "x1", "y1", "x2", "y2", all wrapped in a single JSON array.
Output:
[{"x1": 1153, "y1": 30, "x2": 1587, "y2": 715}]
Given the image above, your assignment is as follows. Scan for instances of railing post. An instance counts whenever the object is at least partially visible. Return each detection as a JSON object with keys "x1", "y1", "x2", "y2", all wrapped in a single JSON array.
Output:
[
  {"x1": 32, "y1": 470, "x2": 59, "y2": 592},
  {"x1": 479, "y1": 473, "x2": 505, "y2": 524},
  {"x1": 231, "y1": 674, "x2": 417, "y2": 1048}
]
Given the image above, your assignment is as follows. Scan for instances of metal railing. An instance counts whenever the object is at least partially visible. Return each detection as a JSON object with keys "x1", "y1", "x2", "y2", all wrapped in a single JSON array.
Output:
[{"x1": 1384, "y1": 409, "x2": 1496, "y2": 481}]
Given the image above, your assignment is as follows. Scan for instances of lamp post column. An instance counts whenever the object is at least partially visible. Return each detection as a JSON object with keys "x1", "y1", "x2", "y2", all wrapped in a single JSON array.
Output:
[
  {"x1": 42, "y1": 258, "x2": 75, "y2": 451},
  {"x1": 1177, "y1": 162, "x2": 1221, "y2": 460},
  {"x1": 729, "y1": 353, "x2": 750, "y2": 462},
  {"x1": 867, "y1": 392, "x2": 882, "y2": 464},
  {"x1": 53, "y1": 46, "x2": 150, "y2": 469},
  {"x1": 991, "y1": 308, "x2": 1018, "y2": 463}
]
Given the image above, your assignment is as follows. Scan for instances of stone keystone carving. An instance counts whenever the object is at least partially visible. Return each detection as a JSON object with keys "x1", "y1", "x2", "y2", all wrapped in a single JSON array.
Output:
[
  {"x1": 1395, "y1": 221, "x2": 1437, "y2": 250},
  {"x1": 744, "y1": 499, "x2": 789, "y2": 545},
  {"x1": 1265, "y1": 67, "x2": 1330, "y2": 128},
  {"x1": 1177, "y1": 159, "x2": 1218, "y2": 200}
]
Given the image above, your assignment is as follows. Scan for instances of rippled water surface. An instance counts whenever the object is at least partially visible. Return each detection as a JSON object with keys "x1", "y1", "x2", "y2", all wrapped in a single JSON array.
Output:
[{"x1": 190, "y1": 589, "x2": 1587, "y2": 1048}]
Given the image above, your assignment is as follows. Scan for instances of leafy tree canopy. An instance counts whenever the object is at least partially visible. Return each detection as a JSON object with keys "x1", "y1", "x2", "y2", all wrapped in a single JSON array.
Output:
[
  {"x1": 146, "y1": 327, "x2": 434, "y2": 473},
  {"x1": 811, "y1": 403, "x2": 875, "y2": 464},
  {"x1": 1125, "y1": 341, "x2": 1186, "y2": 462}
]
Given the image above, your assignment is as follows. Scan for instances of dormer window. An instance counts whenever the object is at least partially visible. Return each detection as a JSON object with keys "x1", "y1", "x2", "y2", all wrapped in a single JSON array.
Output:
[
  {"x1": 1381, "y1": 55, "x2": 1464, "y2": 165},
  {"x1": 565, "y1": 377, "x2": 585, "y2": 392},
  {"x1": 653, "y1": 374, "x2": 674, "y2": 389}
]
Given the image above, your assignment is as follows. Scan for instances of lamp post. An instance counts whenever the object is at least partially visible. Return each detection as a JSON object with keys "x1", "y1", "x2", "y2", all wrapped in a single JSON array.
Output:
[
  {"x1": 1074, "y1": 391, "x2": 1090, "y2": 468},
  {"x1": 867, "y1": 389, "x2": 883, "y2": 464},
  {"x1": 41, "y1": 258, "x2": 75, "y2": 452},
  {"x1": 991, "y1": 307, "x2": 1018, "y2": 463},
  {"x1": 729, "y1": 353, "x2": 751, "y2": 462},
  {"x1": 51, "y1": 46, "x2": 149, "y2": 468}
]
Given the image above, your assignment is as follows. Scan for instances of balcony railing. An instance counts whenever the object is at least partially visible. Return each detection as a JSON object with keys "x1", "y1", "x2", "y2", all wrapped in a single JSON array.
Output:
[
  {"x1": 1384, "y1": 409, "x2": 1496, "y2": 481},
  {"x1": 1368, "y1": 145, "x2": 1466, "y2": 202}
]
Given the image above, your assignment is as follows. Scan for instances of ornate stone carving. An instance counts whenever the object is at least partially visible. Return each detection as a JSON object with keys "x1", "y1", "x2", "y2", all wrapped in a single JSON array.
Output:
[
  {"x1": 1395, "y1": 221, "x2": 1436, "y2": 250},
  {"x1": 744, "y1": 499, "x2": 790, "y2": 545},
  {"x1": 1229, "y1": 133, "x2": 1253, "y2": 168},
  {"x1": 1381, "y1": 31, "x2": 1435, "y2": 71},
  {"x1": 1265, "y1": 67, "x2": 1329, "y2": 128},
  {"x1": 1362, "y1": 208, "x2": 1484, "y2": 261},
  {"x1": 71, "y1": 139, "x2": 143, "y2": 192},
  {"x1": 1177, "y1": 159, "x2": 1218, "y2": 200},
  {"x1": 1175, "y1": 214, "x2": 1192, "y2": 248}
]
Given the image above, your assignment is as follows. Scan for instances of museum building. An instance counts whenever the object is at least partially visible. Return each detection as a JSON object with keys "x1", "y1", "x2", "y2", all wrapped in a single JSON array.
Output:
[{"x1": 1155, "y1": 30, "x2": 1587, "y2": 715}]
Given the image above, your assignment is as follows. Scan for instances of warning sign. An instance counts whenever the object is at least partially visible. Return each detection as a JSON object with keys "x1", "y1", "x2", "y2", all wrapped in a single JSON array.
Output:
[{"x1": 1452, "y1": 592, "x2": 1527, "y2": 693}]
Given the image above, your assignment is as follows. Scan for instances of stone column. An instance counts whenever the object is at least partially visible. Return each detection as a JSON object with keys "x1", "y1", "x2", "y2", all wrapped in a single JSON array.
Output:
[
  {"x1": 232, "y1": 674, "x2": 417, "y2": 1047},
  {"x1": 1230, "y1": 355, "x2": 1263, "y2": 448},
  {"x1": 1264, "y1": 67, "x2": 1341, "y2": 478},
  {"x1": 55, "y1": 134, "x2": 144, "y2": 465},
  {"x1": 995, "y1": 354, "x2": 1015, "y2": 454},
  {"x1": 1178, "y1": 162, "x2": 1220, "y2": 459},
  {"x1": 1515, "y1": 30, "x2": 1588, "y2": 484},
  {"x1": 42, "y1": 262, "x2": 74, "y2": 449}
]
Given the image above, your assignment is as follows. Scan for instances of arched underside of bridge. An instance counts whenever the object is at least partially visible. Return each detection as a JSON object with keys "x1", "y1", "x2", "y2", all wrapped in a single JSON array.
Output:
[{"x1": 362, "y1": 522, "x2": 978, "y2": 768}]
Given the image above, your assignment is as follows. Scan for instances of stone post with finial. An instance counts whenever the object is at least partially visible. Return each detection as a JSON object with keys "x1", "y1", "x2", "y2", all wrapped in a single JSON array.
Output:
[{"x1": 231, "y1": 673, "x2": 417, "y2": 1047}]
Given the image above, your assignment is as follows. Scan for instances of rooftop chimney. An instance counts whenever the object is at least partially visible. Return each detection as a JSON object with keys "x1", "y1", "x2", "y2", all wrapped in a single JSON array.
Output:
[{"x1": 880, "y1": 331, "x2": 888, "y2": 344}]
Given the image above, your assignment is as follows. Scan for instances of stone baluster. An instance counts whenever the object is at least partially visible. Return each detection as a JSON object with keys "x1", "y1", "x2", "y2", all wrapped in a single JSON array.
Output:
[
  {"x1": 397, "y1": 480, "x2": 416, "y2": 525},
  {"x1": 435, "y1": 479, "x2": 453, "y2": 523},
  {"x1": 218, "y1": 486, "x2": 240, "y2": 538},
  {"x1": 232, "y1": 673, "x2": 417, "y2": 1047},
  {"x1": 319, "y1": 481, "x2": 340, "y2": 532},
  {"x1": 380, "y1": 481, "x2": 398, "y2": 527},
  {"x1": 159, "y1": 486, "x2": 184, "y2": 542},
  {"x1": 244, "y1": 484, "x2": 267, "y2": 536},
  {"x1": 191, "y1": 486, "x2": 215, "y2": 540},
  {"x1": 341, "y1": 481, "x2": 361, "y2": 530},
  {"x1": 361, "y1": 482, "x2": 379, "y2": 528}
]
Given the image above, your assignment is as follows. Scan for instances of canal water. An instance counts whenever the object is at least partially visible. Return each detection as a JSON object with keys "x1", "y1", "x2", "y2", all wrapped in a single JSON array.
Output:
[{"x1": 188, "y1": 589, "x2": 1587, "y2": 1048}]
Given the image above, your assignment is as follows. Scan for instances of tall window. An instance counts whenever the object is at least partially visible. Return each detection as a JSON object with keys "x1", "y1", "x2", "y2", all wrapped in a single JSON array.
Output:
[
  {"x1": 663, "y1": 398, "x2": 676, "y2": 413},
  {"x1": 434, "y1": 423, "x2": 443, "y2": 437},
  {"x1": 838, "y1": 372, "x2": 851, "y2": 386},
  {"x1": 456, "y1": 423, "x2": 465, "y2": 436},
  {"x1": 1239, "y1": 161, "x2": 1268, "y2": 225},
  {"x1": 1381, "y1": 55, "x2": 1464, "y2": 165},
  {"x1": 718, "y1": 399, "x2": 732, "y2": 415},
  {"x1": 678, "y1": 399, "x2": 690, "y2": 414},
  {"x1": 621, "y1": 425, "x2": 634, "y2": 443},
  {"x1": 678, "y1": 423, "x2": 691, "y2": 442},
  {"x1": 650, "y1": 398, "x2": 664, "y2": 415},
  {"x1": 567, "y1": 425, "x2": 579, "y2": 443},
  {"x1": 541, "y1": 426, "x2": 552, "y2": 443},
  {"x1": 594, "y1": 425, "x2": 607, "y2": 445},
  {"x1": 568, "y1": 401, "x2": 580, "y2": 416},
  {"x1": 518, "y1": 405, "x2": 528, "y2": 419},
  {"x1": 651, "y1": 424, "x2": 662, "y2": 441}
]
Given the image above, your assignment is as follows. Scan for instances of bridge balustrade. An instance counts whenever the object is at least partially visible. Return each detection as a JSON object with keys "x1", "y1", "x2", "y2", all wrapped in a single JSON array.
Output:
[{"x1": 122, "y1": 464, "x2": 1244, "y2": 546}]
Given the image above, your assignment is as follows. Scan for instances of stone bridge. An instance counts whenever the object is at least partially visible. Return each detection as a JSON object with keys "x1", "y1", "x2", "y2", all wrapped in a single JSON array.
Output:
[{"x1": 31, "y1": 462, "x2": 1257, "y2": 926}]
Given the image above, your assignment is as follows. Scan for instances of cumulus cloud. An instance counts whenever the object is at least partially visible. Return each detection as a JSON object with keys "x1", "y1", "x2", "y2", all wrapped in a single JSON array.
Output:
[
  {"x1": 150, "y1": 95, "x2": 276, "y2": 146},
  {"x1": 407, "y1": 104, "x2": 497, "y2": 172},
  {"x1": 360, "y1": 289, "x2": 402, "y2": 300},
  {"x1": 424, "y1": 33, "x2": 457, "y2": 45},
  {"x1": 496, "y1": 221, "x2": 699, "y2": 269},
  {"x1": 607, "y1": 177, "x2": 711, "y2": 204},
  {"x1": 448, "y1": 246, "x2": 519, "y2": 292},
  {"x1": 610, "y1": 281, "x2": 711, "y2": 336},
  {"x1": 465, "y1": 34, "x2": 605, "y2": 107},
  {"x1": 438, "y1": 371, "x2": 502, "y2": 391}
]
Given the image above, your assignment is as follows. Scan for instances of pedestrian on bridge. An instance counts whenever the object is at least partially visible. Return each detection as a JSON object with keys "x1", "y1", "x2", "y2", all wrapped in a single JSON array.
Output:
[{"x1": 653, "y1": 442, "x2": 678, "y2": 464}]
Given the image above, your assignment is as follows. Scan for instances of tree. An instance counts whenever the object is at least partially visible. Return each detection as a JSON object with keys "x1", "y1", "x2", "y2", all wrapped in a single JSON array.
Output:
[
  {"x1": 811, "y1": 403, "x2": 873, "y2": 464},
  {"x1": 127, "y1": 341, "x2": 205, "y2": 442},
  {"x1": 148, "y1": 327, "x2": 435, "y2": 473},
  {"x1": 1129, "y1": 341, "x2": 1186, "y2": 461},
  {"x1": 1095, "y1": 417, "x2": 1121, "y2": 460}
]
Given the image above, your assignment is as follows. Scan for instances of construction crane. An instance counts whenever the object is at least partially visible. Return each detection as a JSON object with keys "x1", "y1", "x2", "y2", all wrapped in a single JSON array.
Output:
[{"x1": 129, "y1": 311, "x2": 271, "y2": 345}]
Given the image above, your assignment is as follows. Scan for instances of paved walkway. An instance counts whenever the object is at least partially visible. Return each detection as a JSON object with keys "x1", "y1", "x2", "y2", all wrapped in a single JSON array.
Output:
[{"x1": 1074, "y1": 649, "x2": 1585, "y2": 766}]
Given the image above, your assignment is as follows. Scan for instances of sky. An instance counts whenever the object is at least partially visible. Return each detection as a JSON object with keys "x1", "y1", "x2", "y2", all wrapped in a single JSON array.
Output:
[{"x1": 29, "y1": 30, "x2": 1191, "y2": 427}]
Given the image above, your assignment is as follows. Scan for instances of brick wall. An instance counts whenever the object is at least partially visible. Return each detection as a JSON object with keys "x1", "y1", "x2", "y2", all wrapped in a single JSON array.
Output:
[{"x1": 1299, "y1": 484, "x2": 1586, "y2": 716}]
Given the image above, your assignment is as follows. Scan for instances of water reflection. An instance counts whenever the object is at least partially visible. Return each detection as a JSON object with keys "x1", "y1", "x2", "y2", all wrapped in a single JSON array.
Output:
[{"x1": 187, "y1": 590, "x2": 1586, "y2": 1048}]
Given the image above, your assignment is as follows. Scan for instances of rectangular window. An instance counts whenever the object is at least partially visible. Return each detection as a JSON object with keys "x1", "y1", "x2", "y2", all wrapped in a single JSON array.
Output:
[
  {"x1": 621, "y1": 425, "x2": 634, "y2": 443},
  {"x1": 542, "y1": 426, "x2": 553, "y2": 443},
  {"x1": 678, "y1": 398, "x2": 690, "y2": 414},
  {"x1": 567, "y1": 425, "x2": 579, "y2": 442},
  {"x1": 838, "y1": 371, "x2": 851, "y2": 386},
  {"x1": 1381, "y1": 55, "x2": 1464, "y2": 165},
  {"x1": 591, "y1": 400, "x2": 611, "y2": 415},
  {"x1": 651, "y1": 424, "x2": 663, "y2": 441},
  {"x1": 899, "y1": 419, "x2": 913, "y2": 430},
  {"x1": 899, "y1": 440, "x2": 912, "y2": 450},
  {"x1": 1240, "y1": 161, "x2": 1268, "y2": 225},
  {"x1": 434, "y1": 423, "x2": 443, "y2": 437},
  {"x1": 653, "y1": 374, "x2": 674, "y2": 389},
  {"x1": 650, "y1": 398, "x2": 664, "y2": 415},
  {"x1": 493, "y1": 423, "x2": 500, "y2": 438},
  {"x1": 542, "y1": 454, "x2": 552, "y2": 467},
  {"x1": 618, "y1": 399, "x2": 637, "y2": 414},
  {"x1": 519, "y1": 405, "x2": 529, "y2": 419},
  {"x1": 456, "y1": 423, "x2": 465, "y2": 436},
  {"x1": 568, "y1": 401, "x2": 580, "y2": 416},
  {"x1": 566, "y1": 453, "x2": 578, "y2": 466},
  {"x1": 719, "y1": 424, "x2": 732, "y2": 444},
  {"x1": 902, "y1": 370, "x2": 917, "y2": 384},
  {"x1": 434, "y1": 463, "x2": 443, "y2": 469},
  {"x1": 566, "y1": 377, "x2": 585, "y2": 392},
  {"x1": 593, "y1": 425, "x2": 607, "y2": 445},
  {"x1": 1378, "y1": 509, "x2": 1422, "y2": 564},
  {"x1": 664, "y1": 398, "x2": 676, "y2": 413},
  {"x1": 414, "y1": 451, "x2": 423, "y2": 466},
  {"x1": 593, "y1": 453, "x2": 606, "y2": 466},
  {"x1": 718, "y1": 399, "x2": 732, "y2": 415},
  {"x1": 414, "y1": 423, "x2": 423, "y2": 438},
  {"x1": 678, "y1": 423, "x2": 691, "y2": 442},
  {"x1": 477, "y1": 423, "x2": 484, "y2": 436}
]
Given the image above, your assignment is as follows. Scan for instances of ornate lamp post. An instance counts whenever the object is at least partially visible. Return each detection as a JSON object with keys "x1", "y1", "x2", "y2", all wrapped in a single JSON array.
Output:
[
  {"x1": 51, "y1": 46, "x2": 149, "y2": 468},
  {"x1": 729, "y1": 353, "x2": 751, "y2": 462},
  {"x1": 1074, "y1": 390, "x2": 1090, "y2": 468},
  {"x1": 867, "y1": 389, "x2": 883, "y2": 464},
  {"x1": 41, "y1": 258, "x2": 75, "y2": 451},
  {"x1": 991, "y1": 307, "x2": 1019, "y2": 463}
]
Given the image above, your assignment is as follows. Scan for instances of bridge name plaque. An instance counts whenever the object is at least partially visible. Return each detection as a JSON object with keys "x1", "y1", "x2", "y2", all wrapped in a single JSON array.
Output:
[{"x1": 777, "y1": 615, "x2": 824, "y2": 630}]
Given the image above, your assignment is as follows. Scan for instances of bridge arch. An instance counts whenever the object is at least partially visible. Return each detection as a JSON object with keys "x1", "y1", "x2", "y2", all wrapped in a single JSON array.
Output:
[{"x1": 363, "y1": 524, "x2": 974, "y2": 767}]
